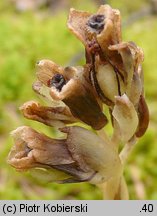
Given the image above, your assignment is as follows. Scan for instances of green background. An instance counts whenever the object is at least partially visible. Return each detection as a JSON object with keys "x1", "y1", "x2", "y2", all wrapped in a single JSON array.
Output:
[{"x1": 0, "y1": 0, "x2": 157, "y2": 199}]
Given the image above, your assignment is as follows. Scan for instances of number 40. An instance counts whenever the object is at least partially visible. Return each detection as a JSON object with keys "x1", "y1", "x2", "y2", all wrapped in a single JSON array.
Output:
[{"x1": 142, "y1": 204, "x2": 153, "y2": 212}]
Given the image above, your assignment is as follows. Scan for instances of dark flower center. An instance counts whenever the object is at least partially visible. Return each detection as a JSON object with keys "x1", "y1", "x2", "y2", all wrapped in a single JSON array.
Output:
[
  {"x1": 87, "y1": 14, "x2": 105, "y2": 33},
  {"x1": 48, "y1": 73, "x2": 66, "y2": 91}
]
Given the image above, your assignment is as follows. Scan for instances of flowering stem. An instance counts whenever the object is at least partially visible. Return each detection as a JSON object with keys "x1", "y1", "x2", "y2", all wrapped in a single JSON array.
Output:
[{"x1": 8, "y1": 5, "x2": 148, "y2": 201}]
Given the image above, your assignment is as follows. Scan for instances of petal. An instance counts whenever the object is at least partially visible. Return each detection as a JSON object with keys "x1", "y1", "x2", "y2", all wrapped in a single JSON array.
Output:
[
  {"x1": 112, "y1": 94, "x2": 139, "y2": 142},
  {"x1": 109, "y1": 42, "x2": 133, "y2": 85},
  {"x1": 109, "y1": 42, "x2": 144, "y2": 94},
  {"x1": 8, "y1": 126, "x2": 95, "y2": 182},
  {"x1": 32, "y1": 80, "x2": 64, "y2": 107},
  {"x1": 20, "y1": 101, "x2": 77, "y2": 128},
  {"x1": 96, "y1": 5, "x2": 121, "y2": 50},
  {"x1": 36, "y1": 60, "x2": 64, "y2": 86},
  {"x1": 8, "y1": 126, "x2": 74, "y2": 171},
  {"x1": 30, "y1": 167, "x2": 70, "y2": 183},
  {"x1": 32, "y1": 80, "x2": 52, "y2": 101},
  {"x1": 67, "y1": 8, "x2": 91, "y2": 48},
  {"x1": 130, "y1": 72, "x2": 142, "y2": 105}
]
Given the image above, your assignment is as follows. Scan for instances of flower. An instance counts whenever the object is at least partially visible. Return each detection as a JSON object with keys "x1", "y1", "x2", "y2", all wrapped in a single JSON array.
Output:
[
  {"x1": 67, "y1": 5, "x2": 149, "y2": 138},
  {"x1": 8, "y1": 4, "x2": 149, "y2": 191},
  {"x1": 67, "y1": 5, "x2": 121, "y2": 57},
  {"x1": 35, "y1": 59, "x2": 108, "y2": 130},
  {"x1": 8, "y1": 126, "x2": 122, "y2": 184}
]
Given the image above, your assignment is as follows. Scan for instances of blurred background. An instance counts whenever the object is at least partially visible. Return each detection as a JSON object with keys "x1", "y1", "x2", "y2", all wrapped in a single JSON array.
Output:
[{"x1": 0, "y1": 0, "x2": 157, "y2": 200}]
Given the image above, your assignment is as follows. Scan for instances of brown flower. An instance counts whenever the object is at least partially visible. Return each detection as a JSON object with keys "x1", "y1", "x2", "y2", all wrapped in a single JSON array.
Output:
[
  {"x1": 8, "y1": 126, "x2": 122, "y2": 183},
  {"x1": 36, "y1": 59, "x2": 108, "y2": 130},
  {"x1": 68, "y1": 5, "x2": 149, "y2": 137}
]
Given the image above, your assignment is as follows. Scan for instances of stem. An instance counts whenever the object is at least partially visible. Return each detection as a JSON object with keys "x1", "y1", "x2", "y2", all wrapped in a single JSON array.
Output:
[
  {"x1": 97, "y1": 123, "x2": 137, "y2": 199},
  {"x1": 98, "y1": 137, "x2": 138, "y2": 200},
  {"x1": 98, "y1": 175, "x2": 129, "y2": 200},
  {"x1": 98, "y1": 176, "x2": 121, "y2": 200},
  {"x1": 98, "y1": 127, "x2": 138, "y2": 199},
  {"x1": 115, "y1": 175, "x2": 129, "y2": 200}
]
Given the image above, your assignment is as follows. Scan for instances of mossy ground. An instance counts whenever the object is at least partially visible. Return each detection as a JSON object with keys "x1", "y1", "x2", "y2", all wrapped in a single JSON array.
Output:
[{"x1": 0, "y1": 0, "x2": 157, "y2": 199}]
